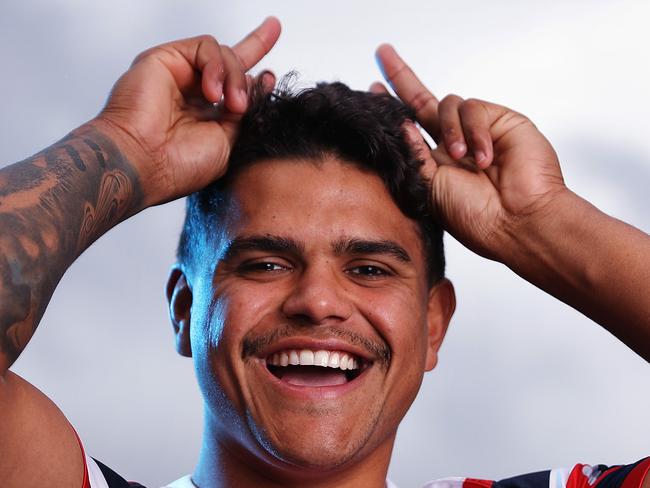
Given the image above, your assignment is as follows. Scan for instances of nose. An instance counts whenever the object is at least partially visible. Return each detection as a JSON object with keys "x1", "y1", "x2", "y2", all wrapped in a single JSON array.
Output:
[{"x1": 281, "y1": 262, "x2": 354, "y2": 325}]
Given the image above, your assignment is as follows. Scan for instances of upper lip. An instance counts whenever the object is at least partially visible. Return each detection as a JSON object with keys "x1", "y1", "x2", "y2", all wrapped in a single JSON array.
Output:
[{"x1": 254, "y1": 337, "x2": 375, "y2": 364}]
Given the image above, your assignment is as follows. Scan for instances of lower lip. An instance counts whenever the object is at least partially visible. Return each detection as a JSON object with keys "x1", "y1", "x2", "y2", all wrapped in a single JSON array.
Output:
[{"x1": 255, "y1": 360, "x2": 372, "y2": 401}]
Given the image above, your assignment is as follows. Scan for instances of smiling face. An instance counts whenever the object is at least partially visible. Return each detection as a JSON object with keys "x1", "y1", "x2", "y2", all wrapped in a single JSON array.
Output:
[{"x1": 167, "y1": 156, "x2": 455, "y2": 484}]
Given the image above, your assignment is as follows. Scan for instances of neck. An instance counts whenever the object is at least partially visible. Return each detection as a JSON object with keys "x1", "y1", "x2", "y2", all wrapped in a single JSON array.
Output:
[{"x1": 192, "y1": 411, "x2": 395, "y2": 488}]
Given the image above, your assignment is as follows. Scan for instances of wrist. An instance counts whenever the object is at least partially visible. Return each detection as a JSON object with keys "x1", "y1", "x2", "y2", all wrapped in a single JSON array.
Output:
[
  {"x1": 502, "y1": 189, "x2": 604, "y2": 294},
  {"x1": 85, "y1": 116, "x2": 161, "y2": 209}
]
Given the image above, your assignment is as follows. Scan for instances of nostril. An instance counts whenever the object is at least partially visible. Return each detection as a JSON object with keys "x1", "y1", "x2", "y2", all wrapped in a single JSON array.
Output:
[{"x1": 280, "y1": 275, "x2": 354, "y2": 324}]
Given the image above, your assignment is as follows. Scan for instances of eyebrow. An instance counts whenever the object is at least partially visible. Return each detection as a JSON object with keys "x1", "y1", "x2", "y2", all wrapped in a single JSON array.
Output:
[
  {"x1": 222, "y1": 235, "x2": 304, "y2": 260},
  {"x1": 221, "y1": 234, "x2": 411, "y2": 263},
  {"x1": 332, "y1": 237, "x2": 411, "y2": 263}
]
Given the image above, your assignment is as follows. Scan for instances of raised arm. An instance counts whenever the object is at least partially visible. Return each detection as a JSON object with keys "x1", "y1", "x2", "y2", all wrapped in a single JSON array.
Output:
[
  {"x1": 0, "y1": 17, "x2": 280, "y2": 375},
  {"x1": 0, "y1": 18, "x2": 281, "y2": 486},
  {"x1": 374, "y1": 44, "x2": 650, "y2": 362}
]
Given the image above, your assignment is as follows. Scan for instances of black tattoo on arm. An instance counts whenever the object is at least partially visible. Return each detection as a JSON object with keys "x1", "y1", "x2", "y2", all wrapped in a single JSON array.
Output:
[{"x1": 0, "y1": 124, "x2": 143, "y2": 372}]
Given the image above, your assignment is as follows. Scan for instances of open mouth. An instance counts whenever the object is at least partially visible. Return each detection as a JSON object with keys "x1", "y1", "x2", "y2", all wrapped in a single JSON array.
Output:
[{"x1": 266, "y1": 349, "x2": 368, "y2": 387}]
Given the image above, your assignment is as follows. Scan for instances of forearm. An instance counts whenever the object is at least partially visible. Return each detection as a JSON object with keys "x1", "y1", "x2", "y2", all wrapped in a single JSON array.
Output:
[
  {"x1": 506, "y1": 189, "x2": 650, "y2": 361},
  {"x1": 0, "y1": 121, "x2": 143, "y2": 373}
]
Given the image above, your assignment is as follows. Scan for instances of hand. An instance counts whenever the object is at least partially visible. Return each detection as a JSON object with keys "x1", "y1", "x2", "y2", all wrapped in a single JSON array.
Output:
[
  {"x1": 93, "y1": 17, "x2": 281, "y2": 208},
  {"x1": 374, "y1": 44, "x2": 568, "y2": 262}
]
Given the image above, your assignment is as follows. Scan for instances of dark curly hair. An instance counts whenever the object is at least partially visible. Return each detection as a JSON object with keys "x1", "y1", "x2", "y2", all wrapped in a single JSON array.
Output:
[{"x1": 176, "y1": 78, "x2": 445, "y2": 286}]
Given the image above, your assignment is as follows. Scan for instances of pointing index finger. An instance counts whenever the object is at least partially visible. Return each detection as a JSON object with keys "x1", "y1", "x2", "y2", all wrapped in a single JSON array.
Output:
[
  {"x1": 233, "y1": 16, "x2": 282, "y2": 71},
  {"x1": 375, "y1": 43, "x2": 440, "y2": 139}
]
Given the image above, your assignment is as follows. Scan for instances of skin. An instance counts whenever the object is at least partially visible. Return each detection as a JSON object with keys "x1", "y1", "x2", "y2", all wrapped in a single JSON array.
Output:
[
  {"x1": 0, "y1": 16, "x2": 648, "y2": 488},
  {"x1": 166, "y1": 158, "x2": 455, "y2": 487},
  {"x1": 0, "y1": 18, "x2": 282, "y2": 486},
  {"x1": 373, "y1": 44, "x2": 650, "y2": 362}
]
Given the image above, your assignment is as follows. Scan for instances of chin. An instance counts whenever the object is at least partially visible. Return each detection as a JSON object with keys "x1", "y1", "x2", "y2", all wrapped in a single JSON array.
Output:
[
  {"x1": 285, "y1": 439, "x2": 362, "y2": 470},
  {"x1": 250, "y1": 411, "x2": 381, "y2": 474}
]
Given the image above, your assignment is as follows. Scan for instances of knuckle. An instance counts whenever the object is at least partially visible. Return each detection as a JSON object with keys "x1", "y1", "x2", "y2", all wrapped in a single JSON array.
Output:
[
  {"x1": 197, "y1": 34, "x2": 218, "y2": 46},
  {"x1": 132, "y1": 46, "x2": 172, "y2": 68},
  {"x1": 466, "y1": 127, "x2": 484, "y2": 143},
  {"x1": 132, "y1": 47, "x2": 157, "y2": 66},
  {"x1": 409, "y1": 89, "x2": 435, "y2": 113},
  {"x1": 222, "y1": 46, "x2": 245, "y2": 71},
  {"x1": 439, "y1": 94, "x2": 463, "y2": 115},
  {"x1": 386, "y1": 62, "x2": 410, "y2": 82},
  {"x1": 442, "y1": 126, "x2": 459, "y2": 141},
  {"x1": 250, "y1": 29, "x2": 269, "y2": 51},
  {"x1": 496, "y1": 111, "x2": 536, "y2": 133},
  {"x1": 441, "y1": 94, "x2": 463, "y2": 105},
  {"x1": 462, "y1": 98, "x2": 482, "y2": 112}
]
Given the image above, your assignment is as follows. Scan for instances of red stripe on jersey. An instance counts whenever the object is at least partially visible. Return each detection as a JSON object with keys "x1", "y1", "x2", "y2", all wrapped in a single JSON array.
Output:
[
  {"x1": 566, "y1": 464, "x2": 593, "y2": 488},
  {"x1": 621, "y1": 458, "x2": 650, "y2": 488},
  {"x1": 593, "y1": 466, "x2": 625, "y2": 487},
  {"x1": 464, "y1": 478, "x2": 495, "y2": 488},
  {"x1": 73, "y1": 429, "x2": 91, "y2": 488}
]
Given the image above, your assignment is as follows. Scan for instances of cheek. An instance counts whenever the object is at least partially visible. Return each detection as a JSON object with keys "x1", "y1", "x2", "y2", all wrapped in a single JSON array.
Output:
[
  {"x1": 202, "y1": 281, "x2": 285, "y2": 356},
  {"x1": 191, "y1": 282, "x2": 283, "y2": 411},
  {"x1": 357, "y1": 289, "x2": 430, "y2": 428},
  {"x1": 359, "y1": 288, "x2": 429, "y2": 355},
  {"x1": 229, "y1": 280, "x2": 282, "y2": 319}
]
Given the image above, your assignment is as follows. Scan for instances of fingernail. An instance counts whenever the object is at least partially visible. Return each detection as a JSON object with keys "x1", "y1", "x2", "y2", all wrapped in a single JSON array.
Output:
[
  {"x1": 238, "y1": 89, "x2": 248, "y2": 107},
  {"x1": 261, "y1": 71, "x2": 275, "y2": 90},
  {"x1": 475, "y1": 150, "x2": 487, "y2": 165},
  {"x1": 403, "y1": 122, "x2": 419, "y2": 142},
  {"x1": 449, "y1": 142, "x2": 467, "y2": 158},
  {"x1": 214, "y1": 82, "x2": 223, "y2": 102}
]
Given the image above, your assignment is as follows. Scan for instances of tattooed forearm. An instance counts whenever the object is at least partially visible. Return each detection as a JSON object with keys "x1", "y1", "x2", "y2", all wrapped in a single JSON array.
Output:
[{"x1": 0, "y1": 124, "x2": 143, "y2": 372}]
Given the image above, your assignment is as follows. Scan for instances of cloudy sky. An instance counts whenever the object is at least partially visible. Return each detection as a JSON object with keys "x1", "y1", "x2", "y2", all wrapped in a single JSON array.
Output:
[{"x1": 2, "y1": 1, "x2": 649, "y2": 486}]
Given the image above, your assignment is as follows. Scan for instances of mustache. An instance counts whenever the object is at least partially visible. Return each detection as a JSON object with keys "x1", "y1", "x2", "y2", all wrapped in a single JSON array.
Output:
[{"x1": 241, "y1": 324, "x2": 391, "y2": 367}]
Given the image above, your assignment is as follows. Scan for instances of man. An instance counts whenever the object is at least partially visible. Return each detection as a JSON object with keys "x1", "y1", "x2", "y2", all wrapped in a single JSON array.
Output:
[{"x1": 0, "y1": 16, "x2": 648, "y2": 488}]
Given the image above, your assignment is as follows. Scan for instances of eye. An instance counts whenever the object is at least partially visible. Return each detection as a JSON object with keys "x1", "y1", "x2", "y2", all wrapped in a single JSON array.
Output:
[
  {"x1": 347, "y1": 264, "x2": 391, "y2": 278},
  {"x1": 238, "y1": 260, "x2": 291, "y2": 274}
]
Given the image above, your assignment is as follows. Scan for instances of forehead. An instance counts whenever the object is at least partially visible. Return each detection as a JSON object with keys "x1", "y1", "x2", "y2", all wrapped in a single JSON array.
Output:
[{"x1": 224, "y1": 156, "x2": 425, "y2": 258}]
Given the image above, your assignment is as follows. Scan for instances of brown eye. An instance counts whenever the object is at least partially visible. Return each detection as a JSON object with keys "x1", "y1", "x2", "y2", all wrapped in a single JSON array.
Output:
[
  {"x1": 240, "y1": 261, "x2": 288, "y2": 273},
  {"x1": 348, "y1": 265, "x2": 390, "y2": 278}
]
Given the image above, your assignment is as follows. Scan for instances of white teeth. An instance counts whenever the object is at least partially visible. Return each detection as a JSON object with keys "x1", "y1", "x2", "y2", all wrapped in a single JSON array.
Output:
[
  {"x1": 314, "y1": 350, "x2": 329, "y2": 367},
  {"x1": 299, "y1": 350, "x2": 314, "y2": 366},
  {"x1": 328, "y1": 352, "x2": 340, "y2": 368},
  {"x1": 280, "y1": 352, "x2": 289, "y2": 366},
  {"x1": 340, "y1": 354, "x2": 349, "y2": 370},
  {"x1": 289, "y1": 350, "x2": 300, "y2": 365},
  {"x1": 267, "y1": 349, "x2": 361, "y2": 371}
]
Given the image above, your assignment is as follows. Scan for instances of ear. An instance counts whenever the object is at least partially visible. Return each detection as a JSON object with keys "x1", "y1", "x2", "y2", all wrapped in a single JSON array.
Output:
[
  {"x1": 165, "y1": 265, "x2": 193, "y2": 357},
  {"x1": 424, "y1": 278, "x2": 456, "y2": 371}
]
